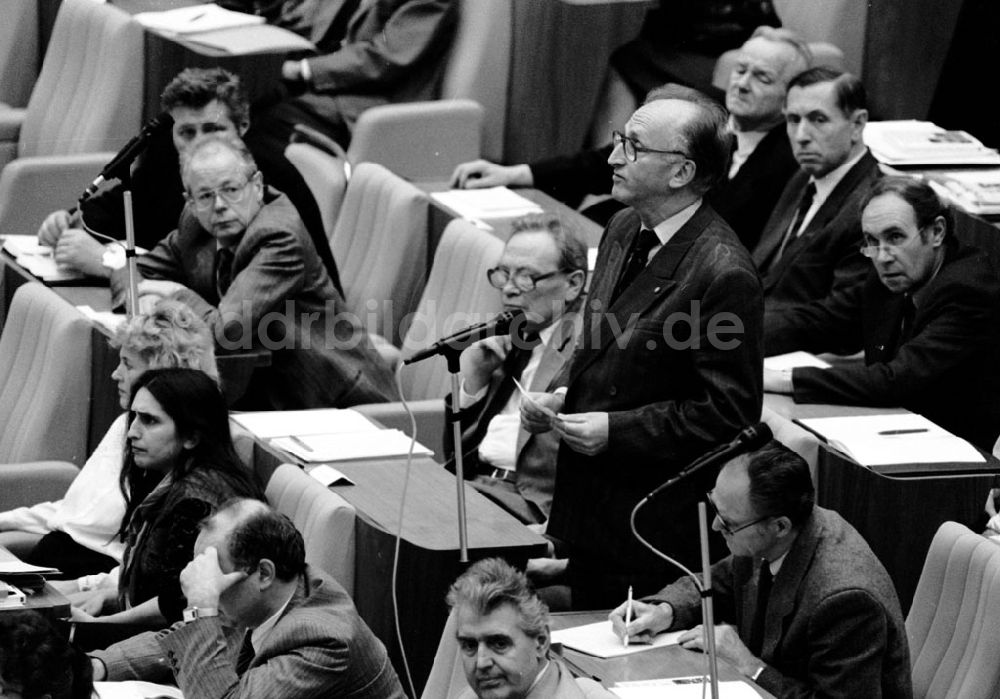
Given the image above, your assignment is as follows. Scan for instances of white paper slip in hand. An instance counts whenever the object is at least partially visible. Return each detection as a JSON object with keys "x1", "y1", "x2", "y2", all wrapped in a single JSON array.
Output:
[
  {"x1": 763, "y1": 351, "x2": 831, "y2": 371},
  {"x1": 551, "y1": 620, "x2": 683, "y2": 658}
]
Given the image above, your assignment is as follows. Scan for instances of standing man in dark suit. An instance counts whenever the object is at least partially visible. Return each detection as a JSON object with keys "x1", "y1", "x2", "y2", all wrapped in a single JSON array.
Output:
[
  {"x1": 449, "y1": 26, "x2": 808, "y2": 248},
  {"x1": 755, "y1": 67, "x2": 879, "y2": 335},
  {"x1": 764, "y1": 177, "x2": 1000, "y2": 451},
  {"x1": 610, "y1": 442, "x2": 912, "y2": 699},
  {"x1": 444, "y1": 214, "x2": 586, "y2": 525},
  {"x1": 90, "y1": 499, "x2": 405, "y2": 698},
  {"x1": 522, "y1": 91, "x2": 764, "y2": 608}
]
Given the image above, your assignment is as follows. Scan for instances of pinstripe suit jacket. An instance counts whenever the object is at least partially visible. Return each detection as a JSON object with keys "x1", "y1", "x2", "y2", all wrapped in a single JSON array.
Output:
[
  {"x1": 96, "y1": 566, "x2": 406, "y2": 698},
  {"x1": 547, "y1": 204, "x2": 764, "y2": 578},
  {"x1": 116, "y1": 188, "x2": 397, "y2": 409}
]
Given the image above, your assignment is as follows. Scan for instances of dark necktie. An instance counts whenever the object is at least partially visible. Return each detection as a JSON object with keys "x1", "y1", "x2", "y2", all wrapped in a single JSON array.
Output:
[
  {"x1": 774, "y1": 182, "x2": 817, "y2": 263},
  {"x1": 611, "y1": 228, "x2": 659, "y2": 304},
  {"x1": 215, "y1": 247, "x2": 235, "y2": 298},
  {"x1": 897, "y1": 295, "x2": 917, "y2": 349},
  {"x1": 235, "y1": 629, "x2": 255, "y2": 676},
  {"x1": 748, "y1": 562, "x2": 773, "y2": 656}
]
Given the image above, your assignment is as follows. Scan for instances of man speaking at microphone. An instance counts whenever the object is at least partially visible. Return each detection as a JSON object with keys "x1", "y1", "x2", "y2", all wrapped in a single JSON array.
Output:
[
  {"x1": 521, "y1": 86, "x2": 763, "y2": 608},
  {"x1": 610, "y1": 442, "x2": 911, "y2": 698}
]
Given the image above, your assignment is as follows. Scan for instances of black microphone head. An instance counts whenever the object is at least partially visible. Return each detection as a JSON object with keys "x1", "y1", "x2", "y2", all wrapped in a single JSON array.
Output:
[
  {"x1": 737, "y1": 422, "x2": 773, "y2": 451},
  {"x1": 495, "y1": 308, "x2": 525, "y2": 333}
]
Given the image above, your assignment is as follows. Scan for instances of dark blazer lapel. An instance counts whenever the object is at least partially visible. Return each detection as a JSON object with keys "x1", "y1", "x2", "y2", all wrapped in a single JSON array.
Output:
[
  {"x1": 569, "y1": 204, "x2": 712, "y2": 384},
  {"x1": 753, "y1": 172, "x2": 807, "y2": 269},
  {"x1": 762, "y1": 514, "x2": 821, "y2": 659},
  {"x1": 864, "y1": 288, "x2": 906, "y2": 361}
]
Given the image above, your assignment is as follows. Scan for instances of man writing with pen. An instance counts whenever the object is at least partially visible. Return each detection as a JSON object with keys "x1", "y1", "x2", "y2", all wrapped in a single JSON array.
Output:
[
  {"x1": 763, "y1": 176, "x2": 1000, "y2": 450},
  {"x1": 609, "y1": 441, "x2": 912, "y2": 698}
]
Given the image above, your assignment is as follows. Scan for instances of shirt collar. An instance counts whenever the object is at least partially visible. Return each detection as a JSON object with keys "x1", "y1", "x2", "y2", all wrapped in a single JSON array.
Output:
[
  {"x1": 768, "y1": 551, "x2": 789, "y2": 576},
  {"x1": 729, "y1": 123, "x2": 769, "y2": 178},
  {"x1": 649, "y1": 198, "x2": 702, "y2": 247},
  {"x1": 810, "y1": 148, "x2": 867, "y2": 204},
  {"x1": 250, "y1": 587, "x2": 295, "y2": 652}
]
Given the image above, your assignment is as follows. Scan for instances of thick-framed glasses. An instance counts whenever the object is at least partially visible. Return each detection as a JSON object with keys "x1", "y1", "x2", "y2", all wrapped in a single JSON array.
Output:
[
  {"x1": 188, "y1": 174, "x2": 257, "y2": 211},
  {"x1": 487, "y1": 267, "x2": 563, "y2": 292},
  {"x1": 859, "y1": 226, "x2": 927, "y2": 259},
  {"x1": 612, "y1": 130, "x2": 690, "y2": 163},
  {"x1": 706, "y1": 491, "x2": 773, "y2": 536}
]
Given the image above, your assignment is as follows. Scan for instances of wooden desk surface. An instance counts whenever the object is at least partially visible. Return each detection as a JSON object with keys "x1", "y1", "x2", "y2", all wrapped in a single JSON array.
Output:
[{"x1": 550, "y1": 612, "x2": 774, "y2": 697}]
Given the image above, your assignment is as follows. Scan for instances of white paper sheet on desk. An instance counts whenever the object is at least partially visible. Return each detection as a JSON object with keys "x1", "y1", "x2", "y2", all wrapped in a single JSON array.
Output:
[
  {"x1": 2, "y1": 235, "x2": 85, "y2": 282},
  {"x1": 763, "y1": 351, "x2": 831, "y2": 371},
  {"x1": 181, "y1": 24, "x2": 315, "y2": 54},
  {"x1": 796, "y1": 413, "x2": 984, "y2": 466},
  {"x1": 611, "y1": 678, "x2": 761, "y2": 698},
  {"x1": 0, "y1": 560, "x2": 60, "y2": 576},
  {"x1": 232, "y1": 409, "x2": 378, "y2": 439},
  {"x1": 551, "y1": 620, "x2": 683, "y2": 658},
  {"x1": 431, "y1": 187, "x2": 543, "y2": 220},
  {"x1": 134, "y1": 4, "x2": 264, "y2": 34},
  {"x1": 272, "y1": 429, "x2": 433, "y2": 463},
  {"x1": 95, "y1": 681, "x2": 184, "y2": 699}
]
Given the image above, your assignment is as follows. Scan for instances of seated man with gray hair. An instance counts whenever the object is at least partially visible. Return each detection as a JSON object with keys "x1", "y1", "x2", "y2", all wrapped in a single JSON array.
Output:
[
  {"x1": 112, "y1": 134, "x2": 397, "y2": 409},
  {"x1": 448, "y1": 558, "x2": 615, "y2": 699}
]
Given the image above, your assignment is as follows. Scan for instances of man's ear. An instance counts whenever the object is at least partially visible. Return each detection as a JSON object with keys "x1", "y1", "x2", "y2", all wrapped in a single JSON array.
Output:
[
  {"x1": 564, "y1": 269, "x2": 586, "y2": 302},
  {"x1": 928, "y1": 215, "x2": 947, "y2": 247},
  {"x1": 669, "y1": 159, "x2": 697, "y2": 189},
  {"x1": 257, "y1": 559, "x2": 277, "y2": 589},
  {"x1": 850, "y1": 108, "x2": 869, "y2": 143},
  {"x1": 238, "y1": 118, "x2": 250, "y2": 137}
]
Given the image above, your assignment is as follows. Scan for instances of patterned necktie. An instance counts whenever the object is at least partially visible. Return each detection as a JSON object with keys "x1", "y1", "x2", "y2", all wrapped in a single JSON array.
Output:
[
  {"x1": 774, "y1": 182, "x2": 817, "y2": 262},
  {"x1": 748, "y1": 562, "x2": 773, "y2": 656},
  {"x1": 612, "y1": 228, "x2": 659, "y2": 304},
  {"x1": 215, "y1": 247, "x2": 235, "y2": 298},
  {"x1": 235, "y1": 629, "x2": 255, "y2": 676}
]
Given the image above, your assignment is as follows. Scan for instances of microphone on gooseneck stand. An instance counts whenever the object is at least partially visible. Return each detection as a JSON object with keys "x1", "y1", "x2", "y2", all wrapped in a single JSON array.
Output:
[
  {"x1": 76, "y1": 112, "x2": 174, "y2": 206},
  {"x1": 403, "y1": 309, "x2": 527, "y2": 365}
]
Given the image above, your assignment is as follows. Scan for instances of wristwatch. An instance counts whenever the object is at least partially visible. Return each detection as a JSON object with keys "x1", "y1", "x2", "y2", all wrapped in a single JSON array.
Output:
[{"x1": 182, "y1": 606, "x2": 219, "y2": 623}]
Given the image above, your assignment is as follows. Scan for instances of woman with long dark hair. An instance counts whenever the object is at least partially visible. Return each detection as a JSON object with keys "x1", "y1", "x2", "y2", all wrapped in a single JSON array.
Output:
[{"x1": 70, "y1": 368, "x2": 263, "y2": 627}]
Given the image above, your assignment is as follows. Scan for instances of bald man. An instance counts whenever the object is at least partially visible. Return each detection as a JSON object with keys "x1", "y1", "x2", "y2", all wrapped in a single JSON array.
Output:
[{"x1": 521, "y1": 91, "x2": 764, "y2": 608}]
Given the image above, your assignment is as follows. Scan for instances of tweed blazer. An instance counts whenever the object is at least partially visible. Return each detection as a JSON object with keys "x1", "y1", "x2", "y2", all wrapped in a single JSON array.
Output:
[
  {"x1": 754, "y1": 151, "x2": 880, "y2": 317},
  {"x1": 649, "y1": 507, "x2": 912, "y2": 699},
  {"x1": 767, "y1": 238, "x2": 1000, "y2": 450},
  {"x1": 445, "y1": 311, "x2": 581, "y2": 521},
  {"x1": 117, "y1": 188, "x2": 396, "y2": 409},
  {"x1": 96, "y1": 566, "x2": 405, "y2": 698},
  {"x1": 547, "y1": 204, "x2": 763, "y2": 574}
]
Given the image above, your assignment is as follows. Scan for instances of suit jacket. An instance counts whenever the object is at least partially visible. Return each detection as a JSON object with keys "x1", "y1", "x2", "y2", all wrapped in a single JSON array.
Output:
[
  {"x1": 548, "y1": 204, "x2": 763, "y2": 584},
  {"x1": 96, "y1": 566, "x2": 406, "y2": 699},
  {"x1": 530, "y1": 121, "x2": 795, "y2": 250},
  {"x1": 754, "y1": 151, "x2": 880, "y2": 324},
  {"x1": 456, "y1": 658, "x2": 616, "y2": 699},
  {"x1": 710, "y1": 122, "x2": 798, "y2": 252},
  {"x1": 291, "y1": 0, "x2": 458, "y2": 132},
  {"x1": 649, "y1": 507, "x2": 912, "y2": 699},
  {"x1": 117, "y1": 188, "x2": 396, "y2": 409},
  {"x1": 767, "y1": 238, "x2": 1000, "y2": 450},
  {"x1": 444, "y1": 312, "x2": 581, "y2": 522}
]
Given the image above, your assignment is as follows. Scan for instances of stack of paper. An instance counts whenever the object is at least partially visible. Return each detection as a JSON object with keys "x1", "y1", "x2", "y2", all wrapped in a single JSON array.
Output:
[
  {"x1": 272, "y1": 429, "x2": 433, "y2": 463},
  {"x1": 795, "y1": 413, "x2": 984, "y2": 466},
  {"x1": 2, "y1": 235, "x2": 85, "y2": 282},
  {"x1": 925, "y1": 170, "x2": 1000, "y2": 215},
  {"x1": 551, "y1": 620, "x2": 682, "y2": 658},
  {"x1": 180, "y1": 24, "x2": 316, "y2": 55},
  {"x1": 865, "y1": 121, "x2": 1000, "y2": 166},
  {"x1": 133, "y1": 4, "x2": 265, "y2": 34},
  {"x1": 233, "y1": 409, "x2": 433, "y2": 463},
  {"x1": 611, "y1": 679, "x2": 761, "y2": 698},
  {"x1": 431, "y1": 187, "x2": 544, "y2": 220},
  {"x1": 763, "y1": 352, "x2": 831, "y2": 371}
]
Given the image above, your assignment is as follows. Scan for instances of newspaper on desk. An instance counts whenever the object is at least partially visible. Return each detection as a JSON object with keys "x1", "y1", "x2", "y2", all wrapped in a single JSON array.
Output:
[{"x1": 795, "y1": 412, "x2": 984, "y2": 466}]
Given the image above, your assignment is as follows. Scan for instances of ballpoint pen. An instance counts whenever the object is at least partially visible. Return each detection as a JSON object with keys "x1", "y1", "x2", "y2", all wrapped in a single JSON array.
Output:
[
  {"x1": 624, "y1": 585, "x2": 633, "y2": 647},
  {"x1": 878, "y1": 428, "x2": 929, "y2": 436}
]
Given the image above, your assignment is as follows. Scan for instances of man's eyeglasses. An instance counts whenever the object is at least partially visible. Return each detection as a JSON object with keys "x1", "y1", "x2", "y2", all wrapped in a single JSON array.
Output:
[
  {"x1": 487, "y1": 267, "x2": 564, "y2": 292},
  {"x1": 858, "y1": 228, "x2": 925, "y2": 259},
  {"x1": 706, "y1": 491, "x2": 773, "y2": 536},
  {"x1": 188, "y1": 174, "x2": 256, "y2": 211},
  {"x1": 612, "y1": 130, "x2": 690, "y2": 163}
]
